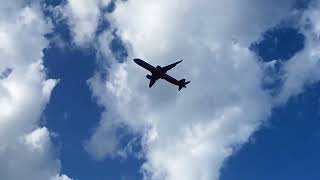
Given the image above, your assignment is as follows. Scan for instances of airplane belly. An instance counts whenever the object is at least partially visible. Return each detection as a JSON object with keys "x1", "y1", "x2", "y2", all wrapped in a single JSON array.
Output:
[{"x1": 162, "y1": 74, "x2": 180, "y2": 86}]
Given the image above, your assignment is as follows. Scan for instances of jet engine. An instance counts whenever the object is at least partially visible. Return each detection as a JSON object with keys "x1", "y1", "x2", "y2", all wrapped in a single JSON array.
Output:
[{"x1": 146, "y1": 75, "x2": 152, "y2": 79}]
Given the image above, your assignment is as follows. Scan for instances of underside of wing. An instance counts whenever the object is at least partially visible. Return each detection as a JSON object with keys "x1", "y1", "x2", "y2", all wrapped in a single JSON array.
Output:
[
  {"x1": 149, "y1": 78, "x2": 156, "y2": 88},
  {"x1": 147, "y1": 74, "x2": 158, "y2": 88}
]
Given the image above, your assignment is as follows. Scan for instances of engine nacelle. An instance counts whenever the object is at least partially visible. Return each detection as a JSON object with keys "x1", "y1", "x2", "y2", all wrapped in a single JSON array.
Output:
[{"x1": 146, "y1": 75, "x2": 152, "y2": 79}]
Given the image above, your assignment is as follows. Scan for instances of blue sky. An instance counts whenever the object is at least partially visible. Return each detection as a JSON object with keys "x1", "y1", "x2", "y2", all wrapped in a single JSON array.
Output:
[
  {"x1": 221, "y1": 83, "x2": 320, "y2": 180},
  {"x1": 44, "y1": 12, "x2": 320, "y2": 180},
  {"x1": 221, "y1": 23, "x2": 320, "y2": 180},
  {"x1": 1, "y1": 0, "x2": 320, "y2": 180},
  {"x1": 43, "y1": 35, "x2": 143, "y2": 180}
]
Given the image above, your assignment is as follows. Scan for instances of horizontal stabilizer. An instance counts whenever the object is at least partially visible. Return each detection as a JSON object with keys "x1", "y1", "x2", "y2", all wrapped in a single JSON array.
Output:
[{"x1": 178, "y1": 79, "x2": 190, "y2": 91}]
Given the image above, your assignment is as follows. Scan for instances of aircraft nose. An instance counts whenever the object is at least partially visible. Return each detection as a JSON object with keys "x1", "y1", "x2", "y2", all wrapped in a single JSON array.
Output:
[
  {"x1": 133, "y1": 59, "x2": 139, "y2": 63},
  {"x1": 133, "y1": 58, "x2": 143, "y2": 65}
]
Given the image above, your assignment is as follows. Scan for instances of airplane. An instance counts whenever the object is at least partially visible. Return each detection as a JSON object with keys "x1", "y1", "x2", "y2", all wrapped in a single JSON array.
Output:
[{"x1": 133, "y1": 58, "x2": 190, "y2": 91}]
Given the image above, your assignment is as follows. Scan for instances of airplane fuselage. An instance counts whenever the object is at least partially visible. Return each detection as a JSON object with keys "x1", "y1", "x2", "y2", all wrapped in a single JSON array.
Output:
[{"x1": 134, "y1": 59, "x2": 179, "y2": 84}]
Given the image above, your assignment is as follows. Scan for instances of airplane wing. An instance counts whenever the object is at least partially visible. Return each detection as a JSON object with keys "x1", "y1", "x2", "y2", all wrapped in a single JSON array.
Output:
[
  {"x1": 161, "y1": 60, "x2": 183, "y2": 72},
  {"x1": 149, "y1": 78, "x2": 157, "y2": 88},
  {"x1": 134, "y1": 59, "x2": 157, "y2": 73}
]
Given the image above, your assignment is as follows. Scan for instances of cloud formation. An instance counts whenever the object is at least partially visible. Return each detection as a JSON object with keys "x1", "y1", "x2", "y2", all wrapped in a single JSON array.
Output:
[
  {"x1": 83, "y1": 1, "x2": 296, "y2": 179},
  {"x1": 62, "y1": 0, "x2": 111, "y2": 45},
  {"x1": 62, "y1": 0, "x2": 320, "y2": 180},
  {"x1": 0, "y1": 1, "x2": 72, "y2": 179},
  {"x1": 276, "y1": 0, "x2": 320, "y2": 103}
]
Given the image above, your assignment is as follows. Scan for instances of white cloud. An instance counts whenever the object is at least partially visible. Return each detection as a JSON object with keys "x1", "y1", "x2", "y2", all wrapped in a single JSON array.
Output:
[
  {"x1": 275, "y1": 1, "x2": 320, "y2": 103},
  {"x1": 51, "y1": 174, "x2": 73, "y2": 180},
  {"x1": 40, "y1": 0, "x2": 320, "y2": 179},
  {"x1": 83, "y1": 1, "x2": 303, "y2": 180},
  {"x1": 62, "y1": 0, "x2": 111, "y2": 46},
  {"x1": 0, "y1": 127, "x2": 69, "y2": 180},
  {"x1": 0, "y1": 0, "x2": 72, "y2": 179}
]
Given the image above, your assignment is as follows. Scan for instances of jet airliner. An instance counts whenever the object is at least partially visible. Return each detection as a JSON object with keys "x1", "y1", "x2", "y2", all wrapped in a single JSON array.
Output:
[{"x1": 134, "y1": 58, "x2": 190, "y2": 91}]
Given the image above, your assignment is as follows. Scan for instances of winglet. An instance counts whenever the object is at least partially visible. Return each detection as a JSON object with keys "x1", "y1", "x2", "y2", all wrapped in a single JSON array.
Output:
[{"x1": 177, "y1": 59, "x2": 183, "y2": 64}]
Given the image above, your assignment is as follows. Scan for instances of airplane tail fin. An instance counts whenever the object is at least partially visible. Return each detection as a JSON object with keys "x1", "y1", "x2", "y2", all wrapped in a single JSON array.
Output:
[{"x1": 178, "y1": 79, "x2": 190, "y2": 91}]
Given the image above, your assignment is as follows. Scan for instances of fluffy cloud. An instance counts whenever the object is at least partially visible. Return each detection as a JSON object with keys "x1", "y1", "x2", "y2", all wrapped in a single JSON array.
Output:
[
  {"x1": 83, "y1": 1, "x2": 302, "y2": 180},
  {"x1": 62, "y1": 0, "x2": 111, "y2": 45},
  {"x1": 0, "y1": 0, "x2": 72, "y2": 179},
  {"x1": 275, "y1": 0, "x2": 320, "y2": 103},
  {"x1": 0, "y1": 127, "x2": 72, "y2": 180},
  {"x1": 60, "y1": 0, "x2": 320, "y2": 179}
]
